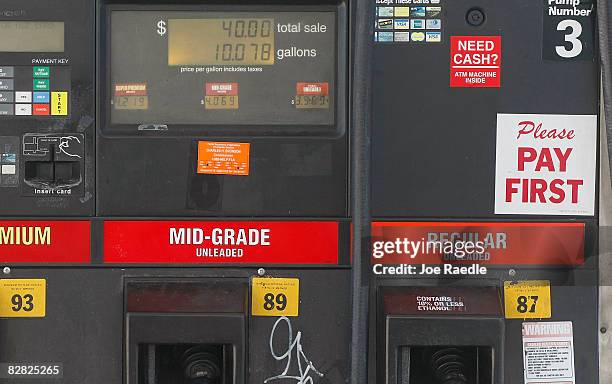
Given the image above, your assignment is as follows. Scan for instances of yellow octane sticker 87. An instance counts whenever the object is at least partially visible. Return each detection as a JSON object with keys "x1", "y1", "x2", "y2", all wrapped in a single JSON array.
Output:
[
  {"x1": 0, "y1": 279, "x2": 46, "y2": 317},
  {"x1": 252, "y1": 277, "x2": 299, "y2": 317},
  {"x1": 504, "y1": 280, "x2": 551, "y2": 319}
]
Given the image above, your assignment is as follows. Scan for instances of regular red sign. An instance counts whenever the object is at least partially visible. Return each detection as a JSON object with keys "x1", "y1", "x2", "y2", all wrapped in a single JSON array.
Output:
[
  {"x1": 371, "y1": 222, "x2": 585, "y2": 265},
  {"x1": 450, "y1": 36, "x2": 501, "y2": 88},
  {"x1": 104, "y1": 221, "x2": 340, "y2": 264},
  {"x1": 0, "y1": 221, "x2": 90, "y2": 263}
]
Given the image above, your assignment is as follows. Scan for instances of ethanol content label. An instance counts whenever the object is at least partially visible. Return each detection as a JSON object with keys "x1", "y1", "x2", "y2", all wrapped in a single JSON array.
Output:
[{"x1": 522, "y1": 321, "x2": 575, "y2": 384}]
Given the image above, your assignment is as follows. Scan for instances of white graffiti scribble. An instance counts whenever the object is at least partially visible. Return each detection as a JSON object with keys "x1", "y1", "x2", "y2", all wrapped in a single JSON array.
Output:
[{"x1": 264, "y1": 316, "x2": 324, "y2": 384}]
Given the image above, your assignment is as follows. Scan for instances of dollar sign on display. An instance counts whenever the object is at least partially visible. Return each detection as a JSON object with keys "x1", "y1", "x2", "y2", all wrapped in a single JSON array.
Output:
[{"x1": 157, "y1": 20, "x2": 167, "y2": 36}]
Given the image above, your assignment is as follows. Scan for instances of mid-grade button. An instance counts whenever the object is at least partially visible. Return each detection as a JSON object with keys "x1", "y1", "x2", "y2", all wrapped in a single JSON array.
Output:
[
  {"x1": 15, "y1": 91, "x2": 32, "y2": 103},
  {"x1": 0, "y1": 104, "x2": 13, "y2": 116},
  {"x1": 32, "y1": 104, "x2": 50, "y2": 116},
  {"x1": 33, "y1": 92, "x2": 49, "y2": 103},
  {"x1": 15, "y1": 104, "x2": 32, "y2": 116},
  {"x1": 0, "y1": 92, "x2": 14, "y2": 103},
  {"x1": 0, "y1": 79, "x2": 14, "y2": 91},
  {"x1": 0, "y1": 67, "x2": 14, "y2": 78}
]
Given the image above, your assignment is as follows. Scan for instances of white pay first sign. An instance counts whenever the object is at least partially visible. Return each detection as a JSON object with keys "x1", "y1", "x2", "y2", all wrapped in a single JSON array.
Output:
[{"x1": 495, "y1": 114, "x2": 597, "y2": 215}]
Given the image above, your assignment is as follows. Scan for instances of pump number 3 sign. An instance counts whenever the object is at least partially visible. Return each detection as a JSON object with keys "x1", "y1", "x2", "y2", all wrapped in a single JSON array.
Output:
[
  {"x1": 543, "y1": 0, "x2": 595, "y2": 60},
  {"x1": 252, "y1": 277, "x2": 299, "y2": 317},
  {"x1": 0, "y1": 279, "x2": 46, "y2": 317},
  {"x1": 504, "y1": 280, "x2": 551, "y2": 319}
]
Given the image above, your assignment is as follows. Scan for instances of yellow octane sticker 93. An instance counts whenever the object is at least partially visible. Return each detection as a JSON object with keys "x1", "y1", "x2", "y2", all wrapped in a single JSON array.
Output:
[
  {"x1": 252, "y1": 277, "x2": 299, "y2": 317},
  {"x1": 504, "y1": 280, "x2": 551, "y2": 319},
  {"x1": 0, "y1": 279, "x2": 46, "y2": 317}
]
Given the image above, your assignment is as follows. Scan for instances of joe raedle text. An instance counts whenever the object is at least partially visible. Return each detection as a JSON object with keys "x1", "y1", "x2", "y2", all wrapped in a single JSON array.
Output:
[{"x1": 373, "y1": 263, "x2": 487, "y2": 276}]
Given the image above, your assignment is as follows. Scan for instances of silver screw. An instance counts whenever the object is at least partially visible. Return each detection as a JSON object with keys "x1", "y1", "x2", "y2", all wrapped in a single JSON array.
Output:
[
  {"x1": 508, "y1": 269, "x2": 516, "y2": 277},
  {"x1": 257, "y1": 268, "x2": 266, "y2": 276},
  {"x1": 3, "y1": 267, "x2": 10, "y2": 275}
]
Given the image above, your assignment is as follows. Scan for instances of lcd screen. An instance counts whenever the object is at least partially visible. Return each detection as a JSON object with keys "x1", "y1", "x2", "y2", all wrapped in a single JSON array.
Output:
[
  {"x1": 169, "y1": 19, "x2": 275, "y2": 66},
  {"x1": 109, "y1": 10, "x2": 337, "y2": 126},
  {"x1": 0, "y1": 22, "x2": 64, "y2": 52}
]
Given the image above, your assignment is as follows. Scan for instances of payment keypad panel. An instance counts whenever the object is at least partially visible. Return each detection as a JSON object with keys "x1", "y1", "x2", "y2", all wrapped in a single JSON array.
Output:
[{"x1": 0, "y1": 65, "x2": 69, "y2": 117}]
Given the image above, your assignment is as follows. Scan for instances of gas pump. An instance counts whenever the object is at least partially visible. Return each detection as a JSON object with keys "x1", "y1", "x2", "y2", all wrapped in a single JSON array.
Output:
[
  {"x1": 369, "y1": 0, "x2": 600, "y2": 383},
  {"x1": 0, "y1": 1, "x2": 353, "y2": 383}
]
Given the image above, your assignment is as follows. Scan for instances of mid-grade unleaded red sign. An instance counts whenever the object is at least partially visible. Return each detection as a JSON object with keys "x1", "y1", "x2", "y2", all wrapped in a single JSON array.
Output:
[
  {"x1": 0, "y1": 221, "x2": 90, "y2": 263},
  {"x1": 495, "y1": 114, "x2": 597, "y2": 215},
  {"x1": 104, "y1": 221, "x2": 339, "y2": 264},
  {"x1": 450, "y1": 36, "x2": 501, "y2": 87},
  {"x1": 206, "y1": 82, "x2": 238, "y2": 96},
  {"x1": 371, "y1": 222, "x2": 585, "y2": 265}
]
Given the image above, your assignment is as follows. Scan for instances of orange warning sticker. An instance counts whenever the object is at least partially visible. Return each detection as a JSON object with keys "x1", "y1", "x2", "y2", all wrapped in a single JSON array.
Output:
[{"x1": 197, "y1": 141, "x2": 250, "y2": 176}]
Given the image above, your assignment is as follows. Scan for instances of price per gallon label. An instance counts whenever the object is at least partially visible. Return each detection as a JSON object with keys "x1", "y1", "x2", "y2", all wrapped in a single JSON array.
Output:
[
  {"x1": 0, "y1": 279, "x2": 46, "y2": 317},
  {"x1": 252, "y1": 277, "x2": 299, "y2": 317},
  {"x1": 504, "y1": 280, "x2": 551, "y2": 319}
]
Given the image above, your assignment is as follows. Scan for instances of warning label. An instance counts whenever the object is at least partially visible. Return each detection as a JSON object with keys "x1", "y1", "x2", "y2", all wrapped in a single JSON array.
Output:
[
  {"x1": 450, "y1": 36, "x2": 501, "y2": 88},
  {"x1": 197, "y1": 141, "x2": 250, "y2": 176},
  {"x1": 522, "y1": 321, "x2": 575, "y2": 384}
]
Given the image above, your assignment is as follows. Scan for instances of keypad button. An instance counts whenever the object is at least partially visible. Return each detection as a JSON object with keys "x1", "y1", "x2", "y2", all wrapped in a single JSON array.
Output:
[
  {"x1": 0, "y1": 79, "x2": 14, "y2": 91},
  {"x1": 51, "y1": 92, "x2": 68, "y2": 116},
  {"x1": 0, "y1": 92, "x2": 14, "y2": 103},
  {"x1": 33, "y1": 78, "x2": 50, "y2": 91},
  {"x1": 0, "y1": 104, "x2": 14, "y2": 116},
  {"x1": 33, "y1": 92, "x2": 49, "y2": 103},
  {"x1": 0, "y1": 67, "x2": 14, "y2": 78},
  {"x1": 33, "y1": 104, "x2": 50, "y2": 116},
  {"x1": 15, "y1": 91, "x2": 32, "y2": 103},
  {"x1": 15, "y1": 104, "x2": 32, "y2": 116}
]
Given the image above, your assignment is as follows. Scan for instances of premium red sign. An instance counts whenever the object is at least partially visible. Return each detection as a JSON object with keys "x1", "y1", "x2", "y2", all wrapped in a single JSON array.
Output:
[
  {"x1": 0, "y1": 221, "x2": 90, "y2": 263},
  {"x1": 371, "y1": 222, "x2": 585, "y2": 265},
  {"x1": 104, "y1": 221, "x2": 339, "y2": 264},
  {"x1": 114, "y1": 83, "x2": 148, "y2": 96},
  {"x1": 450, "y1": 36, "x2": 501, "y2": 87}
]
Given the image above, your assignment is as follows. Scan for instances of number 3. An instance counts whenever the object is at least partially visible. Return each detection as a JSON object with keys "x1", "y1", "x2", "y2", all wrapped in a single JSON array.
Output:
[{"x1": 556, "y1": 19, "x2": 583, "y2": 58}]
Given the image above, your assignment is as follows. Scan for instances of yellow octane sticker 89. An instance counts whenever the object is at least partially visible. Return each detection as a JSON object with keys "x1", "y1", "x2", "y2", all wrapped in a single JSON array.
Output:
[
  {"x1": 504, "y1": 280, "x2": 551, "y2": 319},
  {"x1": 0, "y1": 279, "x2": 46, "y2": 317},
  {"x1": 252, "y1": 277, "x2": 299, "y2": 317}
]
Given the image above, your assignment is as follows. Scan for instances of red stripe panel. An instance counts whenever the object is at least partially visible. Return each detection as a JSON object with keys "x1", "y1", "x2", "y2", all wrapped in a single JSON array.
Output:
[{"x1": 104, "y1": 221, "x2": 339, "y2": 265}]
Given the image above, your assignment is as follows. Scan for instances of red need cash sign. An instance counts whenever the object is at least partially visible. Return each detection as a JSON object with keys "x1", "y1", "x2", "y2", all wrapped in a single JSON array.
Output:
[{"x1": 450, "y1": 36, "x2": 501, "y2": 88}]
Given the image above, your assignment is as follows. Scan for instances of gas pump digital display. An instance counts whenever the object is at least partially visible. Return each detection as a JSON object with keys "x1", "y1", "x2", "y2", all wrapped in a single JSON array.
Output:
[{"x1": 108, "y1": 10, "x2": 339, "y2": 128}]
